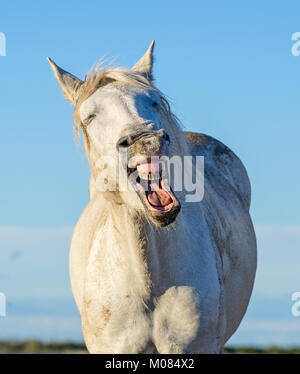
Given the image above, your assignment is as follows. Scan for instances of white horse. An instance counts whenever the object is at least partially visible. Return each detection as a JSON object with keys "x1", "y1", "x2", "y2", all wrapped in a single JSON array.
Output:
[{"x1": 48, "y1": 41, "x2": 257, "y2": 354}]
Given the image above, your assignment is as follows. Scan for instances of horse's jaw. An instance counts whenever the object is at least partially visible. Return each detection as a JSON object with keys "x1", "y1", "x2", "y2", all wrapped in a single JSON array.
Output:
[{"x1": 128, "y1": 161, "x2": 181, "y2": 227}]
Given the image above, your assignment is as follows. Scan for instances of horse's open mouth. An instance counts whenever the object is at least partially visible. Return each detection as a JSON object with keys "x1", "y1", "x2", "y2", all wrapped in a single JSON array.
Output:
[{"x1": 128, "y1": 160, "x2": 181, "y2": 226}]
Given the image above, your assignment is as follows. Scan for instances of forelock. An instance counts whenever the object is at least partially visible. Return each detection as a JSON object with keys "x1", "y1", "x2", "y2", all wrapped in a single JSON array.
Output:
[{"x1": 73, "y1": 66, "x2": 156, "y2": 141}]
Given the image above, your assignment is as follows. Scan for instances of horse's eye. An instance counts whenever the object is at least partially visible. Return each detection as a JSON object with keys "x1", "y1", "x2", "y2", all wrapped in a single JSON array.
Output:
[{"x1": 84, "y1": 114, "x2": 96, "y2": 125}]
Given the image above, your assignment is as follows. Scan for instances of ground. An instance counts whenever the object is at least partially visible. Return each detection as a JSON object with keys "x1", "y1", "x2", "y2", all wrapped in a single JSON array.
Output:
[{"x1": 0, "y1": 341, "x2": 299, "y2": 354}]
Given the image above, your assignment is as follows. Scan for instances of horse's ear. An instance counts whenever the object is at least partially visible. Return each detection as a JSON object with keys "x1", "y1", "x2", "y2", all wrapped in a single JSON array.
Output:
[
  {"x1": 132, "y1": 40, "x2": 155, "y2": 81},
  {"x1": 47, "y1": 57, "x2": 83, "y2": 105}
]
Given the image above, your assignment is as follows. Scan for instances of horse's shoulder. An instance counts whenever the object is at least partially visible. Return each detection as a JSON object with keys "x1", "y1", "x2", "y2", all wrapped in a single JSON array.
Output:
[{"x1": 184, "y1": 131, "x2": 251, "y2": 209}]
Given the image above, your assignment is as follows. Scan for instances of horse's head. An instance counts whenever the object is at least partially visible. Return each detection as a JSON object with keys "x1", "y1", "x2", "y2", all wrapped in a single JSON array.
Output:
[{"x1": 48, "y1": 41, "x2": 181, "y2": 227}]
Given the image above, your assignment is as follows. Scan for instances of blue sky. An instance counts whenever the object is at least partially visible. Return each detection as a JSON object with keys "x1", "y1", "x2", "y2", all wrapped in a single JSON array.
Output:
[{"x1": 0, "y1": 0, "x2": 300, "y2": 346}]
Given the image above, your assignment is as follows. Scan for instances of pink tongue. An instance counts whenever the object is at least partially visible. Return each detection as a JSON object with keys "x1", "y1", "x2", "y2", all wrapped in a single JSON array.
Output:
[
  {"x1": 136, "y1": 163, "x2": 172, "y2": 208},
  {"x1": 147, "y1": 182, "x2": 172, "y2": 208}
]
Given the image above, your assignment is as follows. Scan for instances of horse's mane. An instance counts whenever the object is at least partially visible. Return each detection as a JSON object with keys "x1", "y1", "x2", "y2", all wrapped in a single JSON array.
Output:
[{"x1": 73, "y1": 63, "x2": 188, "y2": 158}]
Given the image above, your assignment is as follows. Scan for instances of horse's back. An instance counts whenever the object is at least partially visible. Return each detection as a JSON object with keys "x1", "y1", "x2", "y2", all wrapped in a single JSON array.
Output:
[{"x1": 184, "y1": 131, "x2": 251, "y2": 210}]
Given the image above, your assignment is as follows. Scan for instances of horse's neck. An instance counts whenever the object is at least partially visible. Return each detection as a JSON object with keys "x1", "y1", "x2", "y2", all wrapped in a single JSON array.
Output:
[{"x1": 90, "y1": 197, "x2": 181, "y2": 296}]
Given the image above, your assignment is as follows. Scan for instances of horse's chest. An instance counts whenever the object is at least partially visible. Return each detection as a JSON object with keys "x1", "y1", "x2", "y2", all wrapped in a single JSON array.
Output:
[{"x1": 82, "y1": 222, "x2": 222, "y2": 353}]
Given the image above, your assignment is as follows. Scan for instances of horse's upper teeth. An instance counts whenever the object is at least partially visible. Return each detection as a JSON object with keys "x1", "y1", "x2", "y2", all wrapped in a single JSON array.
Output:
[
  {"x1": 136, "y1": 161, "x2": 165, "y2": 181},
  {"x1": 138, "y1": 171, "x2": 160, "y2": 180}
]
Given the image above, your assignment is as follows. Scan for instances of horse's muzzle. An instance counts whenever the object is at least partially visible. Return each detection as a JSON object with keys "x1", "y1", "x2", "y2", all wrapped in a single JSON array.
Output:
[
  {"x1": 116, "y1": 129, "x2": 170, "y2": 152},
  {"x1": 117, "y1": 129, "x2": 180, "y2": 227}
]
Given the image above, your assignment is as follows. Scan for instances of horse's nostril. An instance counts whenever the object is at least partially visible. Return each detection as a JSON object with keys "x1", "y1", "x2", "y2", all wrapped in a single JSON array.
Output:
[
  {"x1": 164, "y1": 132, "x2": 170, "y2": 144},
  {"x1": 119, "y1": 139, "x2": 129, "y2": 147},
  {"x1": 158, "y1": 130, "x2": 170, "y2": 144},
  {"x1": 117, "y1": 136, "x2": 131, "y2": 149}
]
